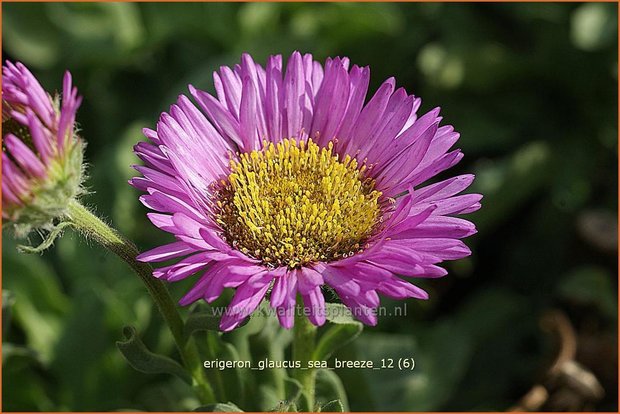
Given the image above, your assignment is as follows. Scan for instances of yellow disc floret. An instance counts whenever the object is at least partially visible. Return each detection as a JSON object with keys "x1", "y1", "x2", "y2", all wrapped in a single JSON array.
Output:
[{"x1": 214, "y1": 139, "x2": 383, "y2": 268}]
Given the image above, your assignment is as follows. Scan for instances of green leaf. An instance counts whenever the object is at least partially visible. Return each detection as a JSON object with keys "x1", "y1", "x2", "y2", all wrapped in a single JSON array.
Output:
[
  {"x1": 283, "y1": 377, "x2": 303, "y2": 403},
  {"x1": 315, "y1": 369, "x2": 350, "y2": 412},
  {"x1": 313, "y1": 304, "x2": 363, "y2": 361},
  {"x1": 319, "y1": 399, "x2": 345, "y2": 412},
  {"x1": 184, "y1": 309, "x2": 222, "y2": 338},
  {"x1": 324, "y1": 303, "x2": 356, "y2": 324},
  {"x1": 217, "y1": 341, "x2": 245, "y2": 404},
  {"x1": 194, "y1": 402, "x2": 244, "y2": 412},
  {"x1": 116, "y1": 326, "x2": 191, "y2": 384}
]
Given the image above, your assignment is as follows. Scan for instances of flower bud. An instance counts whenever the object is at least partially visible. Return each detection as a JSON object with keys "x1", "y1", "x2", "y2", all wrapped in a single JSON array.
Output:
[{"x1": 2, "y1": 61, "x2": 84, "y2": 237}]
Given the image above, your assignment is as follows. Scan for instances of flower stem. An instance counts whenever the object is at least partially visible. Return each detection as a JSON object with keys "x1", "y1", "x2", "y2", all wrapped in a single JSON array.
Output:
[
  {"x1": 65, "y1": 200, "x2": 215, "y2": 404},
  {"x1": 292, "y1": 304, "x2": 317, "y2": 412}
]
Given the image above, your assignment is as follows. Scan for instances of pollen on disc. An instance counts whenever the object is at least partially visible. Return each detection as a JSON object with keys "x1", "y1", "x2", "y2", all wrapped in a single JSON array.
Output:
[{"x1": 214, "y1": 139, "x2": 383, "y2": 269}]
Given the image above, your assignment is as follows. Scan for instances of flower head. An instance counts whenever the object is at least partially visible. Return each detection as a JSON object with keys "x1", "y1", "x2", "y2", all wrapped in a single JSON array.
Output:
[
  {"x1": 2, "y1": 61, "x2": 84, "y2": 237},
  {"x1": 133, "y1": 52, "x2": 481, "y2": 331}
]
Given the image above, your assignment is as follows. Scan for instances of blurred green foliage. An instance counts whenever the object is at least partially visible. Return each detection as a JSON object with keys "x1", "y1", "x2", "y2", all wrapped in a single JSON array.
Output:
[{"x1": 2, "y1": 2, "x2": 617, "y2": 411}]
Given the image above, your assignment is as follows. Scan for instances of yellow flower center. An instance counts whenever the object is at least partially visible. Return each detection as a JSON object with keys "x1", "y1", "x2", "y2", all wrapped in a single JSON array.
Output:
[{"x1": 214, "y1": 139, "x2": 383, "y2": 268}]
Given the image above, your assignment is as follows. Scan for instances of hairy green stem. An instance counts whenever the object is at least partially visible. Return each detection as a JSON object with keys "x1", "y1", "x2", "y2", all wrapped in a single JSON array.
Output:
[
  {"x1": 65, "y1": 200, "x2": 215, "y2": 404},
  {"x1": 292, "y1": 304, "x2": 317, "y2": 412}
]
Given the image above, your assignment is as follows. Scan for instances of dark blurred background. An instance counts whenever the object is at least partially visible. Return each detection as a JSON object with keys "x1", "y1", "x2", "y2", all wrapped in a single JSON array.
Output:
[{"x1": 2, "y1": 2, "x2": 618, "y2": 412}]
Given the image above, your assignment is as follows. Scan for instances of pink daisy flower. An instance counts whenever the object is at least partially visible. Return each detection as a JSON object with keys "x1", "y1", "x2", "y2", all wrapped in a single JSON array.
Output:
[{"x1": 132, "y1": 52, "x2": 481, "y2": 331}]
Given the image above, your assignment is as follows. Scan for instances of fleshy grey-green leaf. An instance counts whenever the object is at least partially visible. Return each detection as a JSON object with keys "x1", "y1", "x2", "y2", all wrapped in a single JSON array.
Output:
[
  {"x1": 319, "y1": 399, "x2": 345, "y2": 412},
  {"x1": 313, "y1": 304, "x2": 363, "y2": 361},
  {"x1": 315, "y1": 369, "x2": 350, "y2": 412},
  {"x1": 116, "y1": 326, "x2": 191, "y2": 384},
  {"x1": 184, "y1": 309, "x2": 222, "y2": 338}
]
